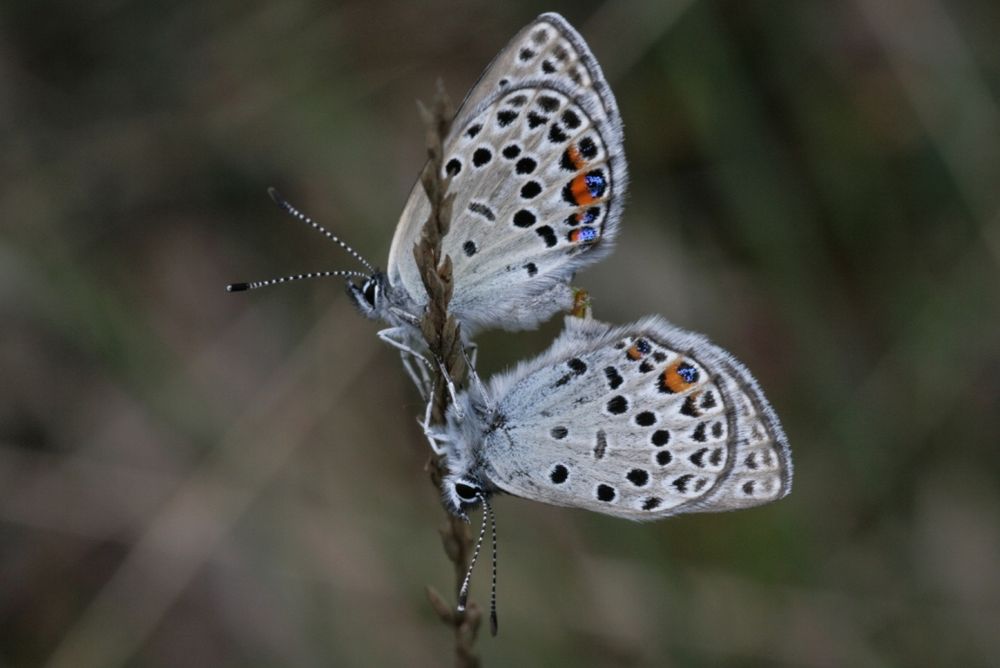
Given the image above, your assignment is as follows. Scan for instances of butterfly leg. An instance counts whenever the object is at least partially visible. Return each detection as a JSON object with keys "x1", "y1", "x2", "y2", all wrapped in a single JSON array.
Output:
[
  {"x1": 379, "y1": 327, "x2": 435, "y2": 398},
  {"x1": 417, "y1": 418, "x2": 445, "y2": 454},
  {"x1": 378, "y1": 327, "x2": 463, "y2": 419},
  {"x1": 460, "y1": 344, "x2": 493, "y2": 412},
  {"x1": 417, "y1": 379, "x2": 450, "y2": 454},
  {"x1": 399, "y1": 350, "x2": 432, "y2": 400},
  {"x1": 377, "y1": 327, "x2": 433, "y2": 369},
  {"x1": 435, "y1": 359, "x2": 465, "y2": 420}
]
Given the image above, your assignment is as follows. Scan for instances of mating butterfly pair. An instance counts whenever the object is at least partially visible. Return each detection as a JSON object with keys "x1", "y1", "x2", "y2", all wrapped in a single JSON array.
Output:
[{"x1": 230, "y1": 12, "x2": 791, "y2": 633}]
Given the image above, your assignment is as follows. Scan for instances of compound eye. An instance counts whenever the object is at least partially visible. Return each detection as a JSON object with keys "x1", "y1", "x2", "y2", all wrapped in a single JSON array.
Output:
[
  {"x1": 454, "y1": 482, "x2": 479, "y2": 501},
  {"x1": 363, "y1": 280, "x2": 377, "y2": 306}
]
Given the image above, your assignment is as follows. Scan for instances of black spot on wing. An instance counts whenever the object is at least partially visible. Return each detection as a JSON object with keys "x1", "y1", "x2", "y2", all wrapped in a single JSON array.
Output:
[
  {"x1": 635, "y1": 411, "x2": 656, "y2": 427},
  {"x1": 513, "y1": 210, "x2": 536, "y2": 227},
  {"x1": 606, "y1": 396, "x2": 628, "y2": 414},
  {"x1": 537, "y1": 95, "x2": 559, "y2": 112},
  {"x1": 515, "y1": 157, "x2": 536, "y2": 174},
  {"x1": 468, "y1": 202, "x2": 495, "y2": 221},
  {"x1": 680, "y1": 396, "x2": 701, "y2": 417},
  {"x1": 578, "y1": 136, "x2": 598, "y2": 159},
  {"x1": 561, "y1": 109, "x2": 581, "y2": 129},
  {"x1": 651, "y1": 430, "x2": 670, "y2": 446},
  {"x1": 535, "y1": 226, "x2": 557, "y2": 247},
  {"x1": 626, "y1": 469, "x2": 649, "y2": 487},
  {"x1": 672, "y1": 474, "x2": 694, "y2": 493},
  {"x1": 520, "y1": 181, "x2": 542, "y2": 199},
  {"x1": 701, "y1": 391, "x2": 717, "y2": 409},
  {"x1": 692, "y1": 423, "x2": 707, "y2": 443},
  {"x1": 497, "y1": 109, "x2": 518, "y2": 127},
  {"x1": 690, "y1": 448, "x2": 708, "y2": 467},
  {"x1": 472, "y1": 148, "x2": 492, "y2": 167},
  {"x1": 550, "y1": 464, "x2": 568, "y2": 484},
  {"x1": 553, "y1": 373, "x2": 573, "y2": 388},
  {"x1": 527, "y1": 112, "x2": 548, "y2": 129},
  {"x1": 560, "y1": 150, "x2": 576, "y2": 172},
  {"x1": 710, "y1": 447, "x2": 724, "y2": 467},
  {"x1": 594, "y1": 430, "x2": 607, "y2": 459},
  {"x1": 604, "y1": 366, "x2": 623, "y2": 389},
  {"x1": 548, "y1": 123, "x2": 568, "y2": 143}
]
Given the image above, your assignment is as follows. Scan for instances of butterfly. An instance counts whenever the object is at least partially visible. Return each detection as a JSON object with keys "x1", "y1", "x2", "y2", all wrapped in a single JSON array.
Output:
[
  {"x1": 228, "y1": 13, "x2": 627, "y2": 376},
  {"x1": 431, "y1": 315, "x2": 792, "y2": 631}
]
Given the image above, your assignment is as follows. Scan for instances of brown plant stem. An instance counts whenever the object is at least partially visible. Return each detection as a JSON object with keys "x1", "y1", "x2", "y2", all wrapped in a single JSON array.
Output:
[{"x1": 412, "y1": 82, "x2": 481, "y2": 668}]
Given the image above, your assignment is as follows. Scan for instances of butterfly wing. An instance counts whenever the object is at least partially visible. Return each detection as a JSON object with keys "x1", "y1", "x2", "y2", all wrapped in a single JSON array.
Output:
[
  {"x1": 478, "y1": 317, "x2": 792, "y2": 520},
  {"x1": 386, "y1": 13, "x2": 627, "y2": 334}
]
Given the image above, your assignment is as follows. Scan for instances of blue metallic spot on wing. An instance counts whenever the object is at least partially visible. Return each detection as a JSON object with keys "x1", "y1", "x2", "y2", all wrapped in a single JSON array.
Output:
[{"x1": 585, "y1": 172, "x2": 606, "y2": 198}]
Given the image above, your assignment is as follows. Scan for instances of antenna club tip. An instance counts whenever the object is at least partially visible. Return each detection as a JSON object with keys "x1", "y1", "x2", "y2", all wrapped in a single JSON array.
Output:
[
  {"x1": 266, "y1": 187, "x2": 287, "y2": 208},
  {"x1": 227, "y1": 283, "x2": 249, "y2": 292},
  {"x1": 490, "y1": 613, "x2": 498, "y2": 636}
]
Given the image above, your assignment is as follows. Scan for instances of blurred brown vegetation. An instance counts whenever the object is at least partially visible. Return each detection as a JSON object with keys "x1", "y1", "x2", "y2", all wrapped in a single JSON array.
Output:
[{"x1": 2, "y1": 0, "x2": 1000, "y2": 666}]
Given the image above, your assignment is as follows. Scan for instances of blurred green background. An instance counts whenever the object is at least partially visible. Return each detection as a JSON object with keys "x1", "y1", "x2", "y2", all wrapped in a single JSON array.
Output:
[{"x1": 3, "y1": 0, "x2": 999, "y2": 666}]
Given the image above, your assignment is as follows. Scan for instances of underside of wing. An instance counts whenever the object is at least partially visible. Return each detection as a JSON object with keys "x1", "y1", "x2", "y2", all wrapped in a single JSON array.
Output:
[
  {"x1": 386, "y1": 14, "x2": 626, "y2": 335},
  {"x1": 451, "y1": 13, "x2": 623, "y2": 137},
  {"x1": 441, "y1": 84, "x2": 624, "y2": 332},
  {"x1": 481, "y1": 317, "x2": 792, "y2": 520}
]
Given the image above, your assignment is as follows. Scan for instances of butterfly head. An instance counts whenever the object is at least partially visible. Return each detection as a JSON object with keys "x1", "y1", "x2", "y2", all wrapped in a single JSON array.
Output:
[
  {"x1": 346, "y1": 272, "x2": 388, "y2": 320},
  {"x1": 442, "y1": 473, "x2": 489, "y2": 521},
  {"x1": 445, "y1": 468, "x2": 500, "y2": 637}
]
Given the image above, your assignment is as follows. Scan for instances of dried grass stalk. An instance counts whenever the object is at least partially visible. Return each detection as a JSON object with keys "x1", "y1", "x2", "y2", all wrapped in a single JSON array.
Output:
[{"x1": 412, "y1": 82, "x2": 482, "y2": 668}]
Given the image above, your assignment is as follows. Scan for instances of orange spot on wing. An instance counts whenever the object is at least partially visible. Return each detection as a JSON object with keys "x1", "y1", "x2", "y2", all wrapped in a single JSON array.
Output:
[
  {"x1": 571, "y1": 174, "x2": 596, "y2": 206},
  {"x1": 627, "y1": 345, "x2": 643, "y2": 360},
  {"x1": 567, "y1": 144, "x2": 586, "y2": 170},
  {"x1": 662, "y1": 359, "x2": 696, "y2": 393}
]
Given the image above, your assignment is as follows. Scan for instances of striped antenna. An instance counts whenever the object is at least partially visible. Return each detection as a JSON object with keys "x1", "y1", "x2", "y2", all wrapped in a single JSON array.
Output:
[
  {"x1": 457, "y1": 494, "x2": 490, "y2": 616},
  {"x1": 267, "y1": 187, "x2": 376, "y2": 273},
  {"x1": 485, "y1": 496, "x2": 499, "y2": 636},
  {"x1": 455, "y1": 493, "x2": 500, "y2": 635},
  {"x1": 227, "y1": 270, "x2": 369, "y2": 292}
]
